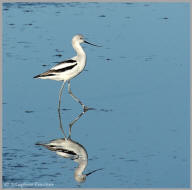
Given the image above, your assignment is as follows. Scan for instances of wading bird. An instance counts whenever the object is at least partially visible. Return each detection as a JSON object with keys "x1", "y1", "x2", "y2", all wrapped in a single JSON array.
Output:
[{"x1": 34, "y1": 34, "x2": 101, "y2": 111}]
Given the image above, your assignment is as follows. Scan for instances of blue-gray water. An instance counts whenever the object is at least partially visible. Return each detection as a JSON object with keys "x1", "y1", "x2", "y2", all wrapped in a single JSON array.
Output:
[{"x1": 3, "y1": 2, "x2": 190, "y2": 188}]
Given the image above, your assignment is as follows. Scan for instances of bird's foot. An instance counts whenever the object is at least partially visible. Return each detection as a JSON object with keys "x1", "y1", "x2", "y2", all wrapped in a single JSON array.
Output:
[
  {"x1": 82, "y1": 105, "x2": 96, "y2": 112},
  {"x1": 82, "y1": 105, "x2": 89, "y2": 112}
]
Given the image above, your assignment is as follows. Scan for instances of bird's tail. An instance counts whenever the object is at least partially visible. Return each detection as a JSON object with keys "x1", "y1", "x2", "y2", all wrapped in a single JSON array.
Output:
[
  {"x1": 33, "y1": 70, "x2": 56, "y2": 78},
  {"x1": 33, "y1": 74, "x2": 41, "y2": 78}
]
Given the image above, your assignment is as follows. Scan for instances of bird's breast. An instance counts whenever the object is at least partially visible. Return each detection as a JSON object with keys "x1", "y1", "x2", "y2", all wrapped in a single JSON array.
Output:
[{"x1": 78, "y1": 56, "x2": 86, "y2": 70}]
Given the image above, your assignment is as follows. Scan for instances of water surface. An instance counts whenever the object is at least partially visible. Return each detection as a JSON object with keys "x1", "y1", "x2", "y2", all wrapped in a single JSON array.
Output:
[{"x1": 3, "y1": 2, "x2": 190, "y2": 188}]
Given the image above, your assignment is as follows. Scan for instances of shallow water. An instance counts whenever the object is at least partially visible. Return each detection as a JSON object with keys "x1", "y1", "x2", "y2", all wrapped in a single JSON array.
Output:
[{"x1": 2, "y1": 2, "x2": 190, "y2": 188}]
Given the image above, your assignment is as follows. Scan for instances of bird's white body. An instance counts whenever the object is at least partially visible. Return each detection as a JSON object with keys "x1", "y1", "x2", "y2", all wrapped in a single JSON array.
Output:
[
  {"x1": 34, "y1": 34, "x2": 100, "y2": 111},
  {"x1": 34, "y1": 35, "x2": 87, "y2": 82}
]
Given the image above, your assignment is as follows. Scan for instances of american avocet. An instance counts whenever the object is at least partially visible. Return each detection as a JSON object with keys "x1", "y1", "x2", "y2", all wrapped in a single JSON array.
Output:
[{"x1": 34, "y1": 34, "x2": 101, "y2": 111}]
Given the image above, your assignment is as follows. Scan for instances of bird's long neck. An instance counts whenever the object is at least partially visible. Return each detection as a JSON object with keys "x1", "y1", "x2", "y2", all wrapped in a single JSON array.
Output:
[{"x1": 72, "y1": 42, "x2": 86, "y2": 59}]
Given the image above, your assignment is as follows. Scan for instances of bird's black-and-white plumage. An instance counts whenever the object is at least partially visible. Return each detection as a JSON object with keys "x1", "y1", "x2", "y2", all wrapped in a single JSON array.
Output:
[
  {"x1": 34, "y1": 57, "x2": 79, "y2": 81},
  {"x1": 34, "y1": 34, "x2": 100, "y2": 82},
  {"x1": 33, "y1": 34, "x2": 100, "y2": 111}
]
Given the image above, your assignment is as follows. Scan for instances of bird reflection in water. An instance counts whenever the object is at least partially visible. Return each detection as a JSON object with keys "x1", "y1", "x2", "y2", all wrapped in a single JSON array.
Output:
[{"x1": 36, "y1": 108, "x2": 103, "y2": 183}]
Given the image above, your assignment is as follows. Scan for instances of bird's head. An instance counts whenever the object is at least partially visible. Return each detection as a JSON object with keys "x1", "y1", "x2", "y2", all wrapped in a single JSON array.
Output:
[
  {"x1": 72, "y1": 34, "x2": 85, "y2": 44},
  {"x1": 72, "y1": 34, "x2": 101, "y2": 47}
]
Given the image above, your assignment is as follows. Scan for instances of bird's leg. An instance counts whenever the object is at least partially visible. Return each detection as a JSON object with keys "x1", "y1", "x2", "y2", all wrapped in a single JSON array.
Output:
[
  {"x1": 67, "y1": 80, "x2": 88, "y2": 112},
  {"x1": 58, "y1": 81, "x2": 65, "y2": 111},
  {"x1": 57, "y1": 81, "x2": 66, "y2": 137}
]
